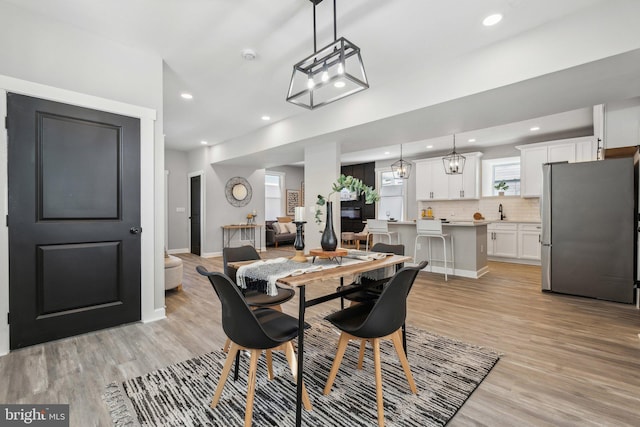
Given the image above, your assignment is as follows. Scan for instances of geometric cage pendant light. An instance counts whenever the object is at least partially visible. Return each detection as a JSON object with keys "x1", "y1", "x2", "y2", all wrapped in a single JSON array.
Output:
[
  {"x1": 286, "y1": 0, "x2": 369, "y2": 110},
  {"x1": 391, "y1": 144, "x2": 412, "y2": 179},
  {"x1": 442, "y1": 134, "x2": 466, "y2": 175}
]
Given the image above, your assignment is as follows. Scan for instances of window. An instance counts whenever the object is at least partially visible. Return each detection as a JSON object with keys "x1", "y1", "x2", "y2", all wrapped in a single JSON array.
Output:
[
  {"x1": 481, "y1": 157, "x2": 521, "y2": 196},
  {"x1": 492, "y1": 162, "x2": 520, "y2": 196},
  {"x1": 265, "y1": 172, "x2": 284, "y2": 220},
  {"x1": 378, "y1": 170, "x2": 405, "y2": 220}
]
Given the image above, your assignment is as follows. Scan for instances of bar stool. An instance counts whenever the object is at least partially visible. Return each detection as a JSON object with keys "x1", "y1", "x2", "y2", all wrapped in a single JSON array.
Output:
[
  {"x1": 414, "y1": 220, "x2": 454, "y2": 281},
  {"x1": 366, "y1": 219, "x2": 399, "y2": 251}
]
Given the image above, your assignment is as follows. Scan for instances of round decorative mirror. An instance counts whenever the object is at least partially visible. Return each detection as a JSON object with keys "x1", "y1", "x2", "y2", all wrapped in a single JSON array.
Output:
[{"x1": 225, "y1": 177, "x2": 252, "y2": 207}]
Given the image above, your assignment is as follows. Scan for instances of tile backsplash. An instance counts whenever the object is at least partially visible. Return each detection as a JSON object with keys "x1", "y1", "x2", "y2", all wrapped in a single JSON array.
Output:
[{"x1": 417, "y1": 197, "x2": 540, "y2": 222}]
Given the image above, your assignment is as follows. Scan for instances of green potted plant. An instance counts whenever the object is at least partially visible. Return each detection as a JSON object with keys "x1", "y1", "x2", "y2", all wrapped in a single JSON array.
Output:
[
  {"x1": 494, "y1": 180, "x2": 509, "y2": 196},
  {"x1": 315, "y1": 175, "x2": 379, "y2": 251}
]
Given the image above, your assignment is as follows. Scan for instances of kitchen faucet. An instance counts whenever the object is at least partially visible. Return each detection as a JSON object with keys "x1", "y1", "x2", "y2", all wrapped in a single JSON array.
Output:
[{"x1": 499, "y1": 204, "x2": 506, "y2": 220}]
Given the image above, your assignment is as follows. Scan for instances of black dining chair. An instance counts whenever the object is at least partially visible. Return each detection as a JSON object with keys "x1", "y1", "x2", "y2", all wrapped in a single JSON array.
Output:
[
  {"x1": 222, "y1": 246, "x2": 295, "y2": 352},
  {"x1": 196, "y1": 266, "x2": 312, "y2": 427},
  {"x1": 323, "y1": 261, "x2": 428, "y2": 427},
  {"x1": 336, "y1": 242, "x2": 405, "y2": 306}
]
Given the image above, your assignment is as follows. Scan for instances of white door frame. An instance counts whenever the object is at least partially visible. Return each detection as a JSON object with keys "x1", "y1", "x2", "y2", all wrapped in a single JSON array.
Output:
[{"x1": 0, "y1": 74, "x2": 161, "y2": 356}]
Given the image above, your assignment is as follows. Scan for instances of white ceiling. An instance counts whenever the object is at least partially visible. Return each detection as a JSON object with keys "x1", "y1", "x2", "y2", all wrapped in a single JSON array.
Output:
[{"x1": 5, "y1": 0, "x2": 637, "y2": 166}]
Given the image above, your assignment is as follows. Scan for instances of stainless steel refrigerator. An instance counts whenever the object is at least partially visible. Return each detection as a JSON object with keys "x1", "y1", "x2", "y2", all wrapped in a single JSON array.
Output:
[{"x1": 541, "y1": 158, "x2": 637, "y2": 303}]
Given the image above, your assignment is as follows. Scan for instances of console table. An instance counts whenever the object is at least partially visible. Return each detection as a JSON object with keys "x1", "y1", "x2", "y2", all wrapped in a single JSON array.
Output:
[{"x1": 221, "y1": 224, "x2": 262, "y2": 251}]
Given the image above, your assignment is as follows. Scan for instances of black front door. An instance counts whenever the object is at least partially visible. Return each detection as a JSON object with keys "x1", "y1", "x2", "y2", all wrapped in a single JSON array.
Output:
[
  {"x1": 190, "y1": 175, "x2": 201, "y2": 256},
  {"x1": 8, "y1": 93, "x2": 141, "y2": 349}
]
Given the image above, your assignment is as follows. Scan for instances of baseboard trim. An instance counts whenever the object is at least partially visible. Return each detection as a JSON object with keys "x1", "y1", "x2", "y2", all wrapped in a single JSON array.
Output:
[
  {"x1": 142, "y1": 308, "x2": 166, "y2": 323},
  {"x1": 200, "y1": 251, "x2": 221, "y2": 258},
  {"x1": 408, "y1": 263, "x2": 488, "y2": 279},
  {"x1": 167, "y1": 248, "x2": 189, "y2": 254},
  {"x1": 488, "y1": 256, "x2": 541, "y2": 266}
]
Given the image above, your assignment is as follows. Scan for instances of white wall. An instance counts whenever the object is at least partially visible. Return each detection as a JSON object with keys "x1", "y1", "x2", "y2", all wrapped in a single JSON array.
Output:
[
  {"x1": 165, "y1": 150, "x2": 190, "y2": 250},
  {"x1": 0, "y1": 3, "x2": 165, "y2": 355}
]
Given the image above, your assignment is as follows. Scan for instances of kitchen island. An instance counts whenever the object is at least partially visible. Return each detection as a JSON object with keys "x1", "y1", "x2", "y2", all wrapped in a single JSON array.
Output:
[{"x1": 373, "y1": 220, "x2": 489, "y2": 278}]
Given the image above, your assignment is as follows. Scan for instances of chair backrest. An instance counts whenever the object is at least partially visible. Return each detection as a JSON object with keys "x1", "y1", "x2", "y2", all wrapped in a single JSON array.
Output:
[
  {"x1": 370, "y1": 242, "x2": 404, "y2": 256},
  {"x1": 416, "y1": 220, "x2": 443, "y2": 235},
  {"x1": 223, "y1": 245, "x2": 261, "y2": 284},
  {"x1": 196, "y1": 266, "x2": 277, "y2": 349},
  {"x1": 367, "y1": 219, "x2": 389, "y2": 233},
  {"x1": 354, "y1": 260, "x2": 429, "y2": 338}
]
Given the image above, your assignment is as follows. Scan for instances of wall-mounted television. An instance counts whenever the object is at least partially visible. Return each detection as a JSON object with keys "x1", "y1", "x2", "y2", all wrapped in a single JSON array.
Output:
[{"x1": 341, "y1": 206, "x2": 362, "y2": 219}]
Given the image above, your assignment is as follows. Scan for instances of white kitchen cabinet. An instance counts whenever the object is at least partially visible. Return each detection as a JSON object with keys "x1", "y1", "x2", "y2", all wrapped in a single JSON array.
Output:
[
  {"x1": 448, "y1": 153, "x2": 481, "y2": 200},
  {"x1": 415, "y1": 153, "x2": 482, "y2": 201},
  {"x1": 520, "y1": 146, "x2": 547, "y2": 198},
  {"x1": 548, "y1": 143, "x2": 576, "y2": 163},
  {"x1": 487, "y1": 223, "x2": 518, "y2": 258},
  {"x1": 518, "y1": 223, "x2": 542, "y2": 260},
  {"x1": 415, "y1": 159, "x2": 448, "y2": 200},
  {"x1": 517, "y1": 137, "x2": 597, "y2": 198}
]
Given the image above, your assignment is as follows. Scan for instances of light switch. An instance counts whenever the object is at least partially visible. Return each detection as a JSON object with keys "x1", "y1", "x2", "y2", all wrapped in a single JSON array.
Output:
[{"x1": 176, "y1": 207, "x2": 185, "y2": 212}]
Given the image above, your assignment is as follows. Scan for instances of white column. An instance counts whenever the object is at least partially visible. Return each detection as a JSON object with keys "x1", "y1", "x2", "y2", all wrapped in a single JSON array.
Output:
[{"x1": 304, "y1": 142, "x2": 340, "y2": 250}]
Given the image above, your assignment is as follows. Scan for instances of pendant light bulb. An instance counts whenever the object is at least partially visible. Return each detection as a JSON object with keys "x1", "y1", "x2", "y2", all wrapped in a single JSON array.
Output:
[
  {"x1": 307, "y1": 77, "x2": 315, "y2": 89},
  {"x1": 337, "y1": 62, "x2": 344, "y2": 75}
]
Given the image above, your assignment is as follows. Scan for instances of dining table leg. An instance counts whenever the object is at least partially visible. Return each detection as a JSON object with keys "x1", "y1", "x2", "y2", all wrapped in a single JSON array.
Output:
[{"x1": 295, "y1": 285, "x2": 306, "y2": 427}]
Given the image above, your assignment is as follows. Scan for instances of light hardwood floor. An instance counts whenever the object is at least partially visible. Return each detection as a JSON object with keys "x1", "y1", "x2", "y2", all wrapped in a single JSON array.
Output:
[{"x1": 1, "y1": 249, "x2": 639, "y2": 426}]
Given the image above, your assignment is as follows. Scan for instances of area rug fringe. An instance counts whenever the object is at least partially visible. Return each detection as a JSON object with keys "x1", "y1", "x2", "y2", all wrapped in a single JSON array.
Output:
[{"x1": 102, "y1": 382, "x2": 137, "y2": 427}]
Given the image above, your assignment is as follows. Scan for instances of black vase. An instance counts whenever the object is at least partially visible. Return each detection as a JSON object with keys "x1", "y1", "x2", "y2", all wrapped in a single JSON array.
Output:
[{"x1": 321, "y1": 201, "x2": 338, "y2": 251}]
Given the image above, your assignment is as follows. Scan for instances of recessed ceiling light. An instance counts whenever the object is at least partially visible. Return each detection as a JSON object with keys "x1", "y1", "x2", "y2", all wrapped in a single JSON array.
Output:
[
  {"x1": 200, "y1": 140, "x2": 208, "y2": 145},
  {"x1": 241, "y1": 49, "x2": 257, "y2": 61},
  {"x1": 483, "y1": 13, "x2": 503, "y2": 26},
  {"x1": 181, "y1": 92, "x2": 193, "y2": 100},
  {"x1": 384, "y1": 151, "x2": 390, "y2": 155},
  {"x1": 261, "y1": 115, "x2": 271, "y2": 121},
  {"x1": 426, "y1": 145, "x2": 433, "y2": 149},
  {"x1": 530, "y1": 126, "x2": 540, "y2": 131},
  {"x1": 334, "y1": 81, "x2": 346, "y2": 88},
  {"x1": 468, "y1": 138, "x2": 476, "y2": 143}
]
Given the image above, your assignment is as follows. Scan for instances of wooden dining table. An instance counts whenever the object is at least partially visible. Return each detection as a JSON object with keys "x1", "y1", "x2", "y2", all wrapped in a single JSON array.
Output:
[{"x1": 230, "y1": 253, "x2": 412, "y2": 427}]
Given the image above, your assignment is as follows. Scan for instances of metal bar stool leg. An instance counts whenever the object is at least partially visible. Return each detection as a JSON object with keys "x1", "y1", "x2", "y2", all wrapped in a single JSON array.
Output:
[{"x1": 442, "y1": 235, "x2": 448, "y2": 281}]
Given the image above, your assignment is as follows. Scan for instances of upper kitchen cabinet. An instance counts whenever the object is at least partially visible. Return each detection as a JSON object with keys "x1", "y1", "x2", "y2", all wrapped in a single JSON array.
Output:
[
  {"x1": 517, "y1": 137, "x2": 597, "y2": 197},
  {"x1": 415, "y1": 152, "x2": 482, "y2": 201},
  {"x1": 415, "y1": 158, "x2": 449, "y2": 200},
  {"x1": 448, "y1": 152, "x2": 482, "y2": 200}
]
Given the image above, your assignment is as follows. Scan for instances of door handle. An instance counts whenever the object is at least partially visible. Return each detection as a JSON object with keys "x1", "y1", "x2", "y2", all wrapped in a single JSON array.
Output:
[{"x1": 130, "y1": 226, "x2": 143, "y2": 234}]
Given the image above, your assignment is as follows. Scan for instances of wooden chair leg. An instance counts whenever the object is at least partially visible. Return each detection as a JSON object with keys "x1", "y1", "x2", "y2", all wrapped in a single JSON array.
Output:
[
  {"x1": 211, "y1": 342, "x2": 240, "y2": 408},
  {"x1": 357, "y1": 339, "x2": 367, "y2": 370},
  {"x1": 323, "y1": 333, "x2": 350, "y2": 395},
  {"x1": 244, "y1": 350, "x2": 260, "y2": 427},
  {"x1": 223, "y1": 338, "x2": 231, "y2": 353},
  {"x1": 283, "y1": 341, "x2": 312, "y2": 410},
  {"x1": 372, "y1": 338, "x2": 385, "y2": 427},
  {"x1": 265, "y1": 350, "x2": 274, "y2": 380},
  {"x1": 391, "y1": 330, "x2": 417, "y2": 394}
]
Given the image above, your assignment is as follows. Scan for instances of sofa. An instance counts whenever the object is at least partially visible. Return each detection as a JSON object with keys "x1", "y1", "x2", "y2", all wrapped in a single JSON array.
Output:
[
  {"x1": 265, "y1": 220, "x2": 297, "y2": 247},
  {"x1": 164, "y1": 252, "x2": 183, "y2": 291}
]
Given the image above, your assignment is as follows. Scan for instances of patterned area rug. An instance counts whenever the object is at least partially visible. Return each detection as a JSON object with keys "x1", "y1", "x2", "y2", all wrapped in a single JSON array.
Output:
[{"x1": 103, "y1": 317, "x2": 501, "y2": 426}]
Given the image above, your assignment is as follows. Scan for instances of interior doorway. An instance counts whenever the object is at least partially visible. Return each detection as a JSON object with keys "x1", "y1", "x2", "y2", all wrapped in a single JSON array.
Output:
[{"x1": 188, "y1": 171, "x2": 204, "y2": 256}]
